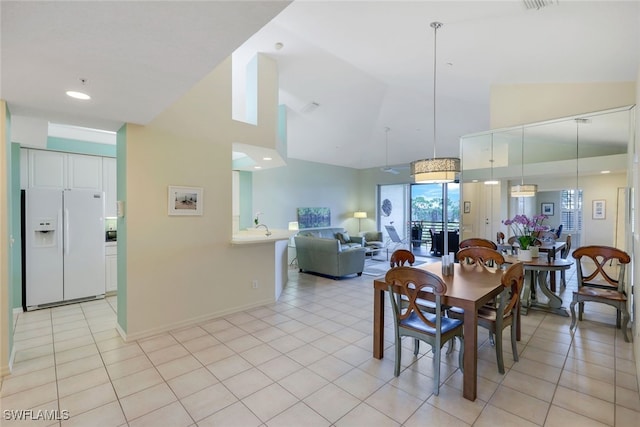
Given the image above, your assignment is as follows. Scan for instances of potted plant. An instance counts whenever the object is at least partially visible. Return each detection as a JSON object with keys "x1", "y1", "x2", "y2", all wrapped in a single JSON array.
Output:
[{"x1": 502, "y1": 214, "x2": 549, "y2": 261}]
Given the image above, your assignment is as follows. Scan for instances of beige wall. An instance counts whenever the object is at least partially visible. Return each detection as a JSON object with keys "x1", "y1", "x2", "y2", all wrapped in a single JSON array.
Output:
[
  {"x1": 122, "y1": 55, "x2": 283, "y2": 340},
  {"x1": 490, "y1": 82, "x2": 636, "y2": 129}
]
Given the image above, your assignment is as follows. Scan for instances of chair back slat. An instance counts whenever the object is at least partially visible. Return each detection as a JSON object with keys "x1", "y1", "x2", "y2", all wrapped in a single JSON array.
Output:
[
  {"x1": 456, "y1": 246, "x2": 505, "y2": 268},
  {"x1": 385, "y1": 267, "x2": 446, "y2": 329},
  {"x1": 459, "y1": 238, "x2": 497, "y2": 250},
  {"x1": 389, "y1": 249, "x2": 415, "y2": 268},
  {"x1": 573, "y1": 245, "x2": 630, "y2": 292},
  {"x1": 501, "y1": 262, "x2": 525, "y2": 316}
]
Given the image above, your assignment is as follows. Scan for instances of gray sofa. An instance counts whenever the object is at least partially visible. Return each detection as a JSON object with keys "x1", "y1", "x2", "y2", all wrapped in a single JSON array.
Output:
[{"x1": 294, "y1": 229, "x2": 366, "y2": 278}]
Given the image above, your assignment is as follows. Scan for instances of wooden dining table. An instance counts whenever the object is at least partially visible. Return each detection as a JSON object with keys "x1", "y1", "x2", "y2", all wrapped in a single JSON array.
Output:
[{"x1": 373, "y1": 261, "x2": 505, "y2": 401}]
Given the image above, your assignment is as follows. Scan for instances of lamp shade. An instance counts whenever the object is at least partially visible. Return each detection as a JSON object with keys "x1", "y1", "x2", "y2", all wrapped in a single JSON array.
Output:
[
  {"x1": 353, "y1": 211, "x2": 367, "y2": 219},
  {"x1": 510, "y1": 184, "x2": 538, "y2": 197},
  {"x1": 288, "y1": 221, "x2": 299, "y2": 231},
  {"x1": 411, "y1": 158, "x2": 460, "y2": 184}
]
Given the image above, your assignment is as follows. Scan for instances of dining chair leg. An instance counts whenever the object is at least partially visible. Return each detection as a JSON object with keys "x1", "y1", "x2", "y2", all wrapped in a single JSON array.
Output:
[
  {"x1": 620, "y1": 307, "x2": 632, "y2": 342},
  {"x1": 569, "y1": 297, "x2": 578, "y2": 332},
  {"x1": 495, "y1": 328, "x2": 505, "y2": 374},
  {"x1": 511, "y1": 321, "x2": 519, "y2": 362},
  {"x1": 446, "y1": 338, "x2": 455, "y2": 355},
  {"x1": 457, "y1": 337, "x2": 464, "y2": 373},
  {"x1": 433, "y1": 345, "x2": 441, "y2": 396},
  {"x1": 394, "y1": 335, "x2": 401, "y2": 377},
  {"x1": 413, "y1": 339, "x2": 420, "y2": 356}
]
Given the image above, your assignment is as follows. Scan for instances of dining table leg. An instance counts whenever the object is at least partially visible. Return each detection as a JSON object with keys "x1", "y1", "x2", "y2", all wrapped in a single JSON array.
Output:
[
  {"x1": 373, "y1": 286, "x2": 384, "y2": 359},
  {"x1": 462, "y1": 306, "x2": 478, "y2": 401}
]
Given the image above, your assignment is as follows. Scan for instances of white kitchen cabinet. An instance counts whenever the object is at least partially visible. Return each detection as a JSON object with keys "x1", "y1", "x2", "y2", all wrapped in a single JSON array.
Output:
[
  {"x1": 68, "y1": 154, "x2": 102, "y2": 190},
  {"x1": 105, "y1": 244, "x2": 117, "y2": 293},
  {"x1": 102, "y1": 157, "x2": 117, "y2": 217},
  {"x1": 27, "y1": 149, "x2": 103, "y2": 191},
  {"x1": 28, "y1": 149, "x2": 66, "y2": 189}
]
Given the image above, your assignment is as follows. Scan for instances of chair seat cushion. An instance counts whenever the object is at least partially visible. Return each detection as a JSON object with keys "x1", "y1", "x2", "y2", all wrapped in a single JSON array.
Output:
[
  {"x1": 577, "y1": 287, "x2": 627, "y2": 301},
  {"x1": 400, "y1": 311, "x2": 462, "y2": 335}
]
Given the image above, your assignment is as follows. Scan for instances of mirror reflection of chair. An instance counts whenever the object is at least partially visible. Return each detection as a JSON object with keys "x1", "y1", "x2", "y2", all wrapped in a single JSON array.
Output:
[
  {"x1": 570, "y1": 245, "x2": 632, "y2": 342},
  {"x1": 385, "y1": 266, "x2": 464, "y2": 395},
  {"x1": 459, "y1": 238, "x2": 498, "y2": 250},
  {"x1": 507, "y1": 236, "x2": 518, "y2": 245},
  {"x1": 389, "y1": 249, "x2": 415, "y2": 268},
  {"x1": 559, "y1": 234, "x2": 572, "y2": 289},
  {"x1": 496, "y1": 231, "x2": 505, "y2": 245},
  {"x1": 428, "y1": 228, "x2": 436, "y2": 254}
]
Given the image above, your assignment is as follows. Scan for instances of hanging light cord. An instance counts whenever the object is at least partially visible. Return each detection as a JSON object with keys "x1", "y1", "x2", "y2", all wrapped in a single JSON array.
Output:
[
  {"x1": 431, "y1": 22, "x2": 442, "y2": 160},
  {"x1": 521, "y1": 126, "x2": 525, "y2": 185}
]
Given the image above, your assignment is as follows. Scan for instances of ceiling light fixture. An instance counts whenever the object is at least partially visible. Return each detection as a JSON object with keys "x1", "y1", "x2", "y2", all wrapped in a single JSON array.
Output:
[
  {"x1": 66, "y1": 91, "x2": 90, "y2": 100},
  {"x1": 66, "y1": 78, "x2": 91, "y2": 100},
  {"x1": 510, "y1": 126, "x2": 537, "y2": 197},
  {"x1": 411, "y1": 22, "x2": 460, "y2": 184}
]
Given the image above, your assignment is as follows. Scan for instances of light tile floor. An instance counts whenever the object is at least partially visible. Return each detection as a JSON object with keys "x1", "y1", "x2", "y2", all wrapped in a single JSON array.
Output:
[{"x1": 1, "y1": 263, "x2": 638, "y2": 426}]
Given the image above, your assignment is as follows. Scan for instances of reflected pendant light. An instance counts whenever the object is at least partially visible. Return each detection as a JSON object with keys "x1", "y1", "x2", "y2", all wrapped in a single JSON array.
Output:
[
  {"x1": 411, "y1": 21, "x2": 460, "y2": 184},
  {"x1": 510, "y1": 126, "x2": 537, "y2": 197},
  {"x1": 484, "y1": 134, "x2": 499, "y2": 185}
]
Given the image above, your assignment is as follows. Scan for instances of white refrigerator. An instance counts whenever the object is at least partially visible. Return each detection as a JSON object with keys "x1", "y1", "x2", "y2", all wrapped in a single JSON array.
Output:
[{"x1": 23, "y1": 188, "x2": 105, "y2": 309}]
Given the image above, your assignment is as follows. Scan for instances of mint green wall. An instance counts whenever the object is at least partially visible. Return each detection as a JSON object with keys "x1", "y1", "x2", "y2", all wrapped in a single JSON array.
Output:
[
  {"x1": 47, "y1": 136, "x2": 116, "y2": 157},
  {"x1": 239, "y1": 171, "x2": 253, "y2": 230},
  {"x1": 11, "y1": 143, "x2": 21, "y2": 309},
  {"x1": 251, "y1": 158, "x2": 363, "y2": 234},
  {"x1": 116, "y1": 125, "x2": 127, "y2": 332}
]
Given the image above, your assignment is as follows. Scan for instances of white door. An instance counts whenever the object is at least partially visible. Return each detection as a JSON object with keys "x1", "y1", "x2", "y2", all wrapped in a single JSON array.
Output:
[
  {"x1": 25, "y1": 189, "x2": 63, "y2": 307},
  {"x1": 63, "y1": 190, "x2": 105, "y2": 300}
]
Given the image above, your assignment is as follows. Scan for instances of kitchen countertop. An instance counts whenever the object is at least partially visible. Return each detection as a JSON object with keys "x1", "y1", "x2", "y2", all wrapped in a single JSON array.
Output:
[{"x1": 231, "y1": 229, "x2": 294, "y2": 245}]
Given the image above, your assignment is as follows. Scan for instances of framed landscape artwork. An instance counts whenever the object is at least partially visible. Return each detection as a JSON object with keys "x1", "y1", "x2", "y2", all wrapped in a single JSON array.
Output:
[
  {"x1": 541, "y1": 202, "x2": 554, "y2": 216},
  {"x1": 297, "y1": 207, "x2": 331, "y2": 229},
  {"x1": 168, "y1": 186, "x2": 203, "y2": 216}
]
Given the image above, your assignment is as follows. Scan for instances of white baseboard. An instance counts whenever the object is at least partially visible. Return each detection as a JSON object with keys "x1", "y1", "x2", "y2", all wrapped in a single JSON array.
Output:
[{"x1": 119, "y1": 297, "x2": 275, "y2": 343}]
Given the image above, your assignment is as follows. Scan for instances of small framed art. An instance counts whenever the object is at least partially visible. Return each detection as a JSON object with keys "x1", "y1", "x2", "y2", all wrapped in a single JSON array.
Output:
[
  {"x1": 592, "y1": 200, "x2": 606, "y2": 220},
  {"x1": 541, "y1": 202, "x2": 554, "y2": 216},
  {"x1": 463, "y1": 201, "x2": 471, "y2": 214},
  {"x1": 168, "y1": 186, "x2": 203, "y2": 216}
]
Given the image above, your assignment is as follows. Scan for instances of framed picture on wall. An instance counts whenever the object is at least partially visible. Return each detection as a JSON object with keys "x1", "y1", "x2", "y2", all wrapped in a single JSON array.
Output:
[
  {"x1": 463, "y1": 201, "x2": 471, "y2": 214},
  {"x1": 592, "y1": 200, "x2": 606, "y2": 220},
  {"x1": 541, "y1": 202, "x2": 554, "y2": 216},
  {"x1": 168, "y1": 186, "x2": 203, "y2": 216}
]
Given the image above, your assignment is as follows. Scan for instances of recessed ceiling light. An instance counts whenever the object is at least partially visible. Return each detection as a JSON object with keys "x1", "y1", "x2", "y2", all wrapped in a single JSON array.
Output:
[
  {"x1": 66, "y1": 91, "x2": 91, "y2": 100},
  {"x1": 254, "y1": 165, "x2": 262, "y2": 169},
  {"x1": 263, "y1": 157, "x2": 272, "y2": 161},
  {"x1": 601, "y1": 170, "x2": 610, "y2": 174}
]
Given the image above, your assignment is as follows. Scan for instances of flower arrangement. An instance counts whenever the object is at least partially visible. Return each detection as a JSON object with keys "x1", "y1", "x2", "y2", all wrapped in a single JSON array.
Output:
[{"x1": 502, "y1": 214, "x2": 549, "y2": 250}]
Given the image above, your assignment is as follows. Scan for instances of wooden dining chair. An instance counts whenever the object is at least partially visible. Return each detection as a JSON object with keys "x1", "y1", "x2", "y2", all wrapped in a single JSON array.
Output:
[
  {"x1": 455, "y1": 246, "x2": 505, "y2": 268},
  {"x1": 476, "y1": 262, "x2": 525, "y2": 374},
  {"x1": 496, "y1": 231, "x2": 505, "y2": 245},
  {"x1": 385, "y1": 266, "x2": 464, "y2": 395},
  {"x1": 459, "y1": 238, "x2": 497, "y2": 250},
  {"x1": 507, "y1": 236, "x2": 518, "y2": 245},
  {"x1": 389, "y1": 249, "x2": 415, "y2": 268},
  {"x1": 570, "y1": 245, "x2": 632, "y2": 342}
]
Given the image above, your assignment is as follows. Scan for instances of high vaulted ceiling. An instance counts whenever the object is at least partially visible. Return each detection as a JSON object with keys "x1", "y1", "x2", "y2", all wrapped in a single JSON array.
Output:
[{"x1": 2, "y1": 1, "x2": 639, "y2": 171}]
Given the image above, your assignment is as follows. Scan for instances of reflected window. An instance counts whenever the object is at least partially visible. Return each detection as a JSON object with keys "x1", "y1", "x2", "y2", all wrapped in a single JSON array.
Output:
[{"x1": 560, "y1": 189, "x2": 583, "y2": 233}]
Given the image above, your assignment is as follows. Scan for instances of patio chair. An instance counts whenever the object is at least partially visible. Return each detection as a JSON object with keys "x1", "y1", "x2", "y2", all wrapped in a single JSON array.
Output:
[{"x1": 384, "y1": 225, "x2": 408, "y2": 251}]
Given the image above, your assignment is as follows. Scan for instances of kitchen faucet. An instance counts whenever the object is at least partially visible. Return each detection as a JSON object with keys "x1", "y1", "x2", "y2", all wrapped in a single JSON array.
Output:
[{"x1": 255, "y1": 224, "x2": 271, "y2": 236}]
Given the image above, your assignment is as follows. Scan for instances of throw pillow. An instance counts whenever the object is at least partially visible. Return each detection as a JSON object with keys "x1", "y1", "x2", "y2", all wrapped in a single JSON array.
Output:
[{"x1": 336, "y1": 232, "x2": 350, "y2": 244}]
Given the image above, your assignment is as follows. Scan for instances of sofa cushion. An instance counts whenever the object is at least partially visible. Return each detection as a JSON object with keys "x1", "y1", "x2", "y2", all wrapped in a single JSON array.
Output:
[{"x1": 336, "y1": 231, "x2": 351, "y2": 244}]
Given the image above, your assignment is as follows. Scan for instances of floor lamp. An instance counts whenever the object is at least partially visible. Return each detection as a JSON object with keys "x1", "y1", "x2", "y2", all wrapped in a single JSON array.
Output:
[{"x1": 354, "y1": 211, "x2": 367, "y2": 232}]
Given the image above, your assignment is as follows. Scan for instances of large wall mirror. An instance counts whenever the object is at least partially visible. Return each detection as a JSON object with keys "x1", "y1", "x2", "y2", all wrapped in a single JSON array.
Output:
[{"x1": 460, "y1": 105, "x2": 635, "y2": 251}]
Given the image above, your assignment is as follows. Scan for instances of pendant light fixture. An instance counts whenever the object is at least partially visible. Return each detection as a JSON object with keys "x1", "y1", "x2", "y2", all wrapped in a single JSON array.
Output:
[
  {"x1": 411, "y1": 21, "x2": 460, "y2": 184},
  {"x1": 484, "y1": 133, "x2": 499, "y2": 185},
  {"x1": 510, "y1": 126, "x2": 537, "y2": 197}
]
